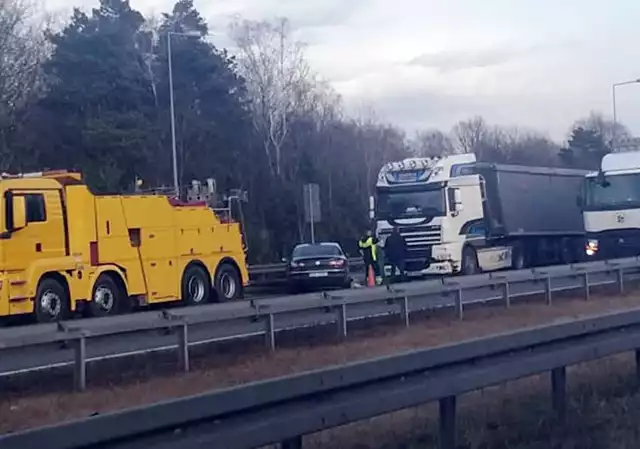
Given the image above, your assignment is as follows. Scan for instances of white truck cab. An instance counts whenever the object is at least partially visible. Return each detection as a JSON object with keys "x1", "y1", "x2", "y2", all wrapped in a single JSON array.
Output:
[{"x1": 581, "y1": 151, "x2": 640, "y2": 259}]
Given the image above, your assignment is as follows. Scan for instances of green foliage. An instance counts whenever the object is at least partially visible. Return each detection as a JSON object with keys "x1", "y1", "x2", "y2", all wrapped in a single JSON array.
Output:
[{"x1": 560, "y1": 127, "x2": 611, "y2": 170}]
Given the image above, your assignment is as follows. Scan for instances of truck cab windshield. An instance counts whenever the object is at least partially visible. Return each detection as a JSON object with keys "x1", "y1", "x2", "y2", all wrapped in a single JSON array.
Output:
[
  {"x1": 584, "y1": 174, "x2": 640, "y2": 210},
  {"x1": 376, "y1": 186, "x2": 445, "y2": 219}
]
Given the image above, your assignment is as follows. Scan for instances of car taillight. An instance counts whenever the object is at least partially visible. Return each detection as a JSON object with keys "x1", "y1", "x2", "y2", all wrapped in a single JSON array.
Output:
[{"x1": 329, "y1": 259, "x2": 345, "y2": 267}]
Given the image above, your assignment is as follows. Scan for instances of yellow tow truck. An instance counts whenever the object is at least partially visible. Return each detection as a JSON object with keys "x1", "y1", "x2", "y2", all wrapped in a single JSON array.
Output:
[{"x1": 0, "y1": 170, "x2": 248, "y2": 322}]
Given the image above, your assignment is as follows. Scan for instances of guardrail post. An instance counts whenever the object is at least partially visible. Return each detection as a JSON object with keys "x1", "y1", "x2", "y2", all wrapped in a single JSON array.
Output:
[
  {"x1": 502, "y1": 282, "x2": 510, "y2": 308},
  {"x1": 551, "y1": 367, "x2": 566, "y2": 425},
  {"x1": 337, "y1": 303, "x2": 348, "y2": 339},
  {"x1": 439, "y1": 395, "x2": 456, "y2": 449},
  {"x1": 635, "y1": 350, "x2": 640, "y2": 385},
  {"x1": 618, "y1": 268, "x2": 625, "y2": 294},
  {"x1": 177, "y1": 322, "x2": 190, "y2": 372},
  {"x1": 583, "y1": 272, "x2": 590, "y2": 300},
  {"x1": 265, "y1": 313, "x2": 276, "y2": 351},
  {"x1": 455, "y1": 289, "x2": 463, "y2": 320},
  {"x1": 74, "y1": 335, "x2": 87, "y2": 392},
  {"x1": 400, "y1": 296, "x2": 410, "y2": 327},
  {"x1": 281, "y1": 436, "x2": 303, "y2": 449}
]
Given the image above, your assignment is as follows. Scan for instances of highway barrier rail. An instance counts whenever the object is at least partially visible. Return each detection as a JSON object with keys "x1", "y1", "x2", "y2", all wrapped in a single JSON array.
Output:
[
  {"x1": 6, "y1": 305, "x2": 640, "y2": 449},
  {"x1": 1, "y1": 257, "x2": 640, "y2": 390}
]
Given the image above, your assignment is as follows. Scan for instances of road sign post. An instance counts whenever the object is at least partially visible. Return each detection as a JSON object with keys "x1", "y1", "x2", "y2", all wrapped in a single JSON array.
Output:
[{"x1": 303, "y1": 183, "x2": 321, "y2": 244}]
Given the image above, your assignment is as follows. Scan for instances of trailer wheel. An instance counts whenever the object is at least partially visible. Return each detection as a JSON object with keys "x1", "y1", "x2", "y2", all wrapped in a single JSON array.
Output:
[
  {"x1": 512, "y1": 246, "x2": 526, "y2": 270},
  {"x1": 461, "y1": 246, "x2": 480, "y2": 275}
]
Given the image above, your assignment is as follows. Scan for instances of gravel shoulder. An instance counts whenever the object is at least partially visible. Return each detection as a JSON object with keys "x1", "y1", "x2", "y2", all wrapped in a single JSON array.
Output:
[{"x1": 2, "y1": 291, "x2": 640, "y2": 437}]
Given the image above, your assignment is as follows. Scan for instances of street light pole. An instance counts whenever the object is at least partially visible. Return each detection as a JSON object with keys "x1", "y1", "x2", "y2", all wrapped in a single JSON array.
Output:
[
  {"x1": 611, "y1": 78, "x2": 640, "y2": 151},
  {"x1": 167, "y1": 33, "x2": 179, "y2": 198},
  {"x1": 167, "y1": 30, "x2": 200, "y2": 198}
]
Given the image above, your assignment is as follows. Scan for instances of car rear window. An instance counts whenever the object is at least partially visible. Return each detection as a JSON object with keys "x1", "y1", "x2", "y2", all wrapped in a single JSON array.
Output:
[{"x1": 292, "y1": 244, "x2": 342, "y2": 258}]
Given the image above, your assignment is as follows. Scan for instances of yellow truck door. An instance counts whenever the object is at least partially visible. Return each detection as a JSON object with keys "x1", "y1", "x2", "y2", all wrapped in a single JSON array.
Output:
[{"x1": 4, "y1": 190, "x2": 66, "y2": 311}]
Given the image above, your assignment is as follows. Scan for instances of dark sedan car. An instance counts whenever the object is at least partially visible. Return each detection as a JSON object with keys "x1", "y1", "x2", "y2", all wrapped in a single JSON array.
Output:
[{"x1": 285, "y1": 242, "x2": 351, "y2": 293}]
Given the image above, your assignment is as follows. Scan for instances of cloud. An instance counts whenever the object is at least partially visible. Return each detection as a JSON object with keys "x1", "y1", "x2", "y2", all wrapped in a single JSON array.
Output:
[{"x1": 407, "y1": 45, "x2": 543, "y2": 72}]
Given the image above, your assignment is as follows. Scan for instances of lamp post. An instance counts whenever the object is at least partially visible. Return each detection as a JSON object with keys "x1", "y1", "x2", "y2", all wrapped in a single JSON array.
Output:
[
  {"x1": 612, "y1": 78, "x2": 640, "y2": 151},
  {"x1": 167, "y1": 30, "x2": 200, "y2": 198}
]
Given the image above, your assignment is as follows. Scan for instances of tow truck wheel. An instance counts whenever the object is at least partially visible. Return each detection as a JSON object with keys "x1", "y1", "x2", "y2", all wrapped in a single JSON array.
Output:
[
  {"x1": 182, "y1": 264, "x2": 211, "y2": 306},
  {"x1": 214, "y1": 263, "x2": 242, "y2": 302},
  {"x1": 88, "y1": 274, "x2": 122, "y2": 317},
  {"x1": 34, "y1": 278, "x2": 70, "y2": 323}
]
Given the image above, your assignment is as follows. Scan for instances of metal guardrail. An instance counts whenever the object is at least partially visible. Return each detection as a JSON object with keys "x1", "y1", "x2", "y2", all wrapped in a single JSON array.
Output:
[
  {"x1": 0, "y1": 257, "x2": 639, "y2": 390},
  {"x1": 6, "y1": 306, "x2": 640, "y2": 449}
]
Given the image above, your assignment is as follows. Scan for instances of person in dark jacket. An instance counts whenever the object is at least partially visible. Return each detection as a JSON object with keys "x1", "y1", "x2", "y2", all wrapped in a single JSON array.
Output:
[
  {"x1": 358, "y1": 230, "x2": 380, "y2": 284},
  {"x1": 385, "y1": 227, "x2": 406, "y2": 282}
]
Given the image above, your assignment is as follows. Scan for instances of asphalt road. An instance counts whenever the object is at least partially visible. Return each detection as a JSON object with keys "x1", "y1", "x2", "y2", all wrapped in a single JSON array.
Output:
[{"x1": 0, "y1": 260, "x2": 638, "y2": 377}]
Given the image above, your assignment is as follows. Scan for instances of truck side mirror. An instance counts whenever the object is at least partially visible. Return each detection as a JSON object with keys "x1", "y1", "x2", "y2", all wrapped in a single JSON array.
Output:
[
  {"x1": 454, "y1": 189, "x2": 464, "y2": 211},
  {"x1": 447, "y1": 187, "x2": 464, "y2": 214},
  {"x1": 368, "y1": 195, "x2": 375, "y2": 220},
  {"x1": 576, "y1": 195, "x2": 583, "y2": 208}
]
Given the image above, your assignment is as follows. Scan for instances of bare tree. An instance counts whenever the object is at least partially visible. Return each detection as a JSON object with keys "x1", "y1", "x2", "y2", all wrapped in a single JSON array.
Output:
[
  {"x1": 229, "y1": 17, "x2": 312, "y2": 177},
  {"x1": 0, "y1": 0, "x2": 53, "y2": 169},
  {"x1": 0, "y1": 0, "x2": 50, "y2": 116},
  {"x1": 409, "y1": 129, "x2": 454, "y2": 157},
  {"x1": 451, "y1": 116, "x2": 488, "y2": 154}
]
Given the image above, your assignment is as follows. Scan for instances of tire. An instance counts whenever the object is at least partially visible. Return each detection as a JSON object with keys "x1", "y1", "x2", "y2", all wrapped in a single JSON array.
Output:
[
  {"x1": 512, "y1": 245, "x2": 526, "y2": 270},
  {"x1": 214, "y1": 263, "x2": 242, "y2": 302},
  {"x1": 182, "y1": 264, "x2": 212, "y2": 306},
  {"x1": 34, "y1": 277, "x2": 70, "y2": 323},
  {"x1": 461, "y1": 246, "x2": 480, "y2": 275},
  {"x1": 88, "y1": 274, "x2": 122, "y2": 317}
]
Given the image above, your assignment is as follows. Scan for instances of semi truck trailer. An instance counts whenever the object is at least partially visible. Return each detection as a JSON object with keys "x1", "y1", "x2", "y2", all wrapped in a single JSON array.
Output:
[{"x1": 371, "y1": 154, "x2": 588, "y2": 276}]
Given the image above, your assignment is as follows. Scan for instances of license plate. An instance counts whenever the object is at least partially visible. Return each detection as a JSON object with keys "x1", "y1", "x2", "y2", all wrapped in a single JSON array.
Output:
[
  {"x1": 397, "y1": 173, "x2": 416, "y2": 182},
  {"x1": 309, "y1": 272, "x2": 328, "y2": 277}
]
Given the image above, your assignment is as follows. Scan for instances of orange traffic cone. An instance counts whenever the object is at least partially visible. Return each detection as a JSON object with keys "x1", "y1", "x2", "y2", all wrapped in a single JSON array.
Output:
[{"x1": 367, "y1": 265, "x2": 375, "y2": 287}]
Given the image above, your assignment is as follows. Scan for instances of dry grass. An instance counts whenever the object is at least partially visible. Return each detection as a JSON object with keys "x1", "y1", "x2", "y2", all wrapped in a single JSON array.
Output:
[
  {"x1": 301, "y1": 354, "x2": 640, "y2": 449},
  {"x1": 2, "y1": 290, "x2": 640, "y2": 441}
]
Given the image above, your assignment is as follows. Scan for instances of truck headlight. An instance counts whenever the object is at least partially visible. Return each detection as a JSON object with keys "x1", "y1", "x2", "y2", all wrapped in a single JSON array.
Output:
[{"x1": 585, "y1": 239, "x2": 599, "y2": 256}]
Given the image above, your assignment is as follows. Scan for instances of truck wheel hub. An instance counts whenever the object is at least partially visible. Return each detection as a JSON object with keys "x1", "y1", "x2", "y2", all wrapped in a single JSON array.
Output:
[
  {"x1": 94, "y1": 287, "x2": 114, "y2": 311},
  {"x1": 41, "y1": 290, "x2": 61, "y2": 317},
  {"x1": 188, "y1": 277, "x2": 206, "y2": 302},
  {"x1": 220, "y1": 273, "x2": 236, "y2": 298}
]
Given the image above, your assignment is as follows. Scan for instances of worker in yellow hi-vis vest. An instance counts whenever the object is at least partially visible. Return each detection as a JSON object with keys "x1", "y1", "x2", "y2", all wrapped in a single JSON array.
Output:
[{"x1": 358, "y1": 230, "x2": 381, "y2": 285}]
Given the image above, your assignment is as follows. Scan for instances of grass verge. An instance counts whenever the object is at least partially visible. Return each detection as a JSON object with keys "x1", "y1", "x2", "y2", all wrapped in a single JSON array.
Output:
[{"x1": 1, "y1": 289, "x2": 640, "y2": 437}]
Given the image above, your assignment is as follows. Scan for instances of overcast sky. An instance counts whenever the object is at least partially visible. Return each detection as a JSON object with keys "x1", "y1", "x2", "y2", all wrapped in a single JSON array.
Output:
[{"x1": 42, "y1": 0, "x2": 640, "y2": 141}]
